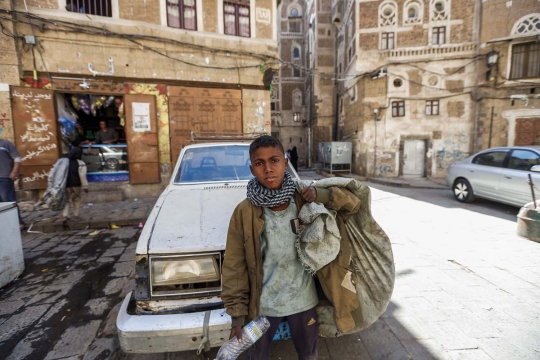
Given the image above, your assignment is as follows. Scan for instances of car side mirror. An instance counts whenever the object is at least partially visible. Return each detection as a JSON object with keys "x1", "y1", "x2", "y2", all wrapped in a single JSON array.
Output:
[{"x1": 531, "y1": 165, "x2": 540, "y2": 172}]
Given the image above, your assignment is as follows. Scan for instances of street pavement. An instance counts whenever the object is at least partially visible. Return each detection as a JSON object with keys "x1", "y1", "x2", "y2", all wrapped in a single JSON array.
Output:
[{"x1": 2, "y1": 172, "x2": 540, "y2": 359}]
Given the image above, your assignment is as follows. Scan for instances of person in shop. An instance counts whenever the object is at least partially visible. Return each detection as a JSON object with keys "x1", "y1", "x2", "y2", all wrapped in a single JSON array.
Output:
[
  {"x1": 62, "y1": 145, "x2": 88, "y2": 222},
  {"x1": 93, "y1": 120, "x2": 118, "y2": 144}
]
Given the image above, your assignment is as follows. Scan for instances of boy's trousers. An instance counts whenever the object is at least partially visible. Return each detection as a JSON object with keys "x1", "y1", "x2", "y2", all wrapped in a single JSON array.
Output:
[{"x1": 245, "y1": 306, "x2": 318, "y2": 360}]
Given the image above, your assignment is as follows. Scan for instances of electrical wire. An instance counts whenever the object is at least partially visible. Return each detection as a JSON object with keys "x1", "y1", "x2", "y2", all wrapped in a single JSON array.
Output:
[{"x1": 0, "y1": 9, "x2": 489, "y2": 81}]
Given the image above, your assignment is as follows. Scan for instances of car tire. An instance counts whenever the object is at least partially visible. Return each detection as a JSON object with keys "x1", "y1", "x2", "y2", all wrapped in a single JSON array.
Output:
[{"x1": 453, "y1": 178, "x2": 475, "y2": 203}]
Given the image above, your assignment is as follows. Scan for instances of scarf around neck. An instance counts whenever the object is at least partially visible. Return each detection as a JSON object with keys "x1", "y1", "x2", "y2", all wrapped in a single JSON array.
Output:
[{"x1": 246, "y1": 171, "x2": 296, "y2": 208}]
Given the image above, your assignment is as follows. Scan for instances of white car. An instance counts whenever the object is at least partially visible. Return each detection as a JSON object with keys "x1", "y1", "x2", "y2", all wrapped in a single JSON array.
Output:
[
  {"x1": 445, "y1": 146, "x2": 540, "y2": 207},
  {"x1": 117, "y1": 142, "x2": 299, "y2": 354}
]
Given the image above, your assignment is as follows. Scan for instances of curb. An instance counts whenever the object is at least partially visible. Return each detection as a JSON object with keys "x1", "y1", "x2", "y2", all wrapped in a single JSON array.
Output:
[
  {"x1": 367, "y1": 177, "x2": 449, "y2": 190},
  {"x1": 28, "y1": 218, "x2": 146, "y2": 234}
]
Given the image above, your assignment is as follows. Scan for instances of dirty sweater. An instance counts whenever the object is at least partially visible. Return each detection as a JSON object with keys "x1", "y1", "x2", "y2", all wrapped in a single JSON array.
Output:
[{"x1": 259, "y1": 197, "x2": 319, "y2": 317}]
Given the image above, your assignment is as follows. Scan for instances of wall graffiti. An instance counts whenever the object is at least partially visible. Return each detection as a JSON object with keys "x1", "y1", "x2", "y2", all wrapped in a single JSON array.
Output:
[
  {"x1": 375, "y1": 165, "x2": 393, "y2": 177},
  {"x1": 436, "y1": 132, "x2": 469, "y2": 170}
]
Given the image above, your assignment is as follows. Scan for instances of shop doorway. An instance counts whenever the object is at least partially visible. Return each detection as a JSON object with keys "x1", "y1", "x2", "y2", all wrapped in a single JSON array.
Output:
[
  {"x1": 403, "y1": 139, "x2": 426, "y2": 178},
  {"x1": 514, "y1": 118, "x2": 540, "y2": 146}
]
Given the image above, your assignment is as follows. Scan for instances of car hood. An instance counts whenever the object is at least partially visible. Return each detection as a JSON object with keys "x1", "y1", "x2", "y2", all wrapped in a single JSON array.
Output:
[{"x1": 147, "y1": 184, "x2": 247, "y2": 254}]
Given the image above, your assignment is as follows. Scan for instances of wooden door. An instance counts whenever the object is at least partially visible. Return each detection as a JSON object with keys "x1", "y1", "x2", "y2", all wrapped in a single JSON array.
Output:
[
  {"x1": 124, "y1": 94, "x2": 160, "y2": 184},
  {"x1": 10, "y1": 87, "x2": 59, "y2": 189},
  {"x1": 515, "y1": 118, "x2": 540, "y2": 146},
  {"x1": 168, "y1": 86, "x2": 242, "y2": 164}
]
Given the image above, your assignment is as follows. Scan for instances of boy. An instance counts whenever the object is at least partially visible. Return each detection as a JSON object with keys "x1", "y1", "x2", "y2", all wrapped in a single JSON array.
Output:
[{"x1": 221, "y1": 135, "x2": 360, "y2": 360}]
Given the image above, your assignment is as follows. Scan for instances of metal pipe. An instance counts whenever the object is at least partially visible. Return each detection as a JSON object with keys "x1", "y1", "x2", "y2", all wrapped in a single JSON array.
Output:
[
  {"x1": 528, "y1": 173, "x2": 537, "y2": 208},
  {"x1": 488, "y1": 106, "x2": 494, "y2": 148}
]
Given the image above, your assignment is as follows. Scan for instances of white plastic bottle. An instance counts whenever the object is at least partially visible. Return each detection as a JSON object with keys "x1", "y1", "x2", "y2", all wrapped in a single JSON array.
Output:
[{"x1": 215, "y1": 316, "x2": 271, "y2": 360}]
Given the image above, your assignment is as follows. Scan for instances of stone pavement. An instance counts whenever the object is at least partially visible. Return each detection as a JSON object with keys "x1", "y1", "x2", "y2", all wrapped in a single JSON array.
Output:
[
  {"x1": 19, "y1": 198, "x2": 157, "y2": 233},
  {"x1": 0, "y1": 227, "x2": 139, "y2": 360},
  {"x1": 3, "y1": 174, "x2": 540, "y2": 360}
]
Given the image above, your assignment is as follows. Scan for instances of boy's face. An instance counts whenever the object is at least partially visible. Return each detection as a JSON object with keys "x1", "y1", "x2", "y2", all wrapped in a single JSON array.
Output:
[{"x1": 250, "y1": 145, "x2": 288, "y2": 190}]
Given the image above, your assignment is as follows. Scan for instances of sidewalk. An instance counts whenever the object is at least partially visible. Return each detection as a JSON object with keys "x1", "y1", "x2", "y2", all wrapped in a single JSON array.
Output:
[
  {"x1": 367, "y1": 176, "x2": 449, "y2": 189},
  {"x1": 20, "y1": 198, "x2": 157, "y2": 233}
]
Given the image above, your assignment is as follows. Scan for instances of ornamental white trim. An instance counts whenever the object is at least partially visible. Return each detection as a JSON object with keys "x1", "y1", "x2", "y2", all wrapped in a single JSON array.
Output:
[
  {"x1": 511, "y1": 13, "x2": 540, "y2": 36},
  {"x1": 403, "y1": 0, "x2": 423, "y2": 26},
  {"x1": 379, "y1": 1, "x2": 398, "y2": 27},
  {"x1": 430, "y1": 0, "x2": 448, "y2": 22}
]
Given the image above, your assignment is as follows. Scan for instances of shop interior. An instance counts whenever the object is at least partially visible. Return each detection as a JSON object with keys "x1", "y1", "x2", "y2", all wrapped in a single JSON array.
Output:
[{"x1": 57, "y1": 93, "x2": 129, "y2": 182}]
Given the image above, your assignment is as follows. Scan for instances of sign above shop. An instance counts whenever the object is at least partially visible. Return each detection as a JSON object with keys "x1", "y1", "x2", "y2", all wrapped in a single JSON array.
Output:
[{"x1": 52, "y1": 79, "x2": 125, "y2": 95}]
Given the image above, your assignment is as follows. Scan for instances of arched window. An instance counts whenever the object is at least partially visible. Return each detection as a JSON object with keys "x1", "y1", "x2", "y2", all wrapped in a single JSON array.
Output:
[
  {"x1": 512, "y1": 14, "x2": 540, "y2": 36},
  {"x1": 293, "y1": 47, "x2": 300, "y2": 59},
  {"x1": 403, "y1": 0, "x2": 423, "y2": 25}
]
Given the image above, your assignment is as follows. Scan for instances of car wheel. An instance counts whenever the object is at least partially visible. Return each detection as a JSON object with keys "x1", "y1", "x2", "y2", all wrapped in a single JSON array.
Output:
[{"x1": 453, "y1": 178, "x2": 475, "y2": 203}]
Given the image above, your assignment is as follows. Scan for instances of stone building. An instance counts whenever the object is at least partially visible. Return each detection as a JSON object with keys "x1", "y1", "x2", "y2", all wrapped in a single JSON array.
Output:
[
  {"x1": 474, "y1": 1, "x2": 540, "y2": 151},
  {"x1": 332, "y1": 0, "x2": 480, "y2": 178},
  {"x1": 272, "y1": 0, "x2": 308, "y2": 167},
  {"x1": 0, "y1": 0, "x2": 278, "y2": 199}
]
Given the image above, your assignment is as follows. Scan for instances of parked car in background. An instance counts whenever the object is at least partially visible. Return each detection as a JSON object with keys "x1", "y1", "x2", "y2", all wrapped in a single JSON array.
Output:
[
  {"x1": 446, "y1": 146, "x2": 540, "y2": 207},
  {"x1": 116, "y1": 142, "x2": 299, "y2": 354}
]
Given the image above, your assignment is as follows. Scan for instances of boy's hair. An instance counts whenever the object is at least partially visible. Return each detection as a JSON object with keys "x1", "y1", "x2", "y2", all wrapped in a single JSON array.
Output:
[{"x1": 249, "y1": 135, "x2": 285, "y2": 158}]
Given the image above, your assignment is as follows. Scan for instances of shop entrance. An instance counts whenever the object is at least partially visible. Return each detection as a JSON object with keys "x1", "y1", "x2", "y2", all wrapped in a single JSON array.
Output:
[{"x1": 57, "y1": 93, "x2": 129, "y2": 182}]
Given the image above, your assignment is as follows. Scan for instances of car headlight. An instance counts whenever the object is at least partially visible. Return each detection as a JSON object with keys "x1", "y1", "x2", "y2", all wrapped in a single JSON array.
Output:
[{"x1": 151, "y1": 257, "x2": 219, "y2": 286}]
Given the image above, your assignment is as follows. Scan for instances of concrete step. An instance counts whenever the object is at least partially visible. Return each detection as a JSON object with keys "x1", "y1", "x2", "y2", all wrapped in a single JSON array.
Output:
[{"x1": 82, "y1": 190, "x2": 124, "y2": 203}]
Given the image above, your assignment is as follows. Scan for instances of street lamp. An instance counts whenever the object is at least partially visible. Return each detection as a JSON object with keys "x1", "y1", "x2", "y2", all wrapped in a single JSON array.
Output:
[
  {"x1": 485, "y1": 49, "x2": 499, "y2": 82},
  {"x1": 486, "y1": 50, "x2": 499, "y2": 67}
]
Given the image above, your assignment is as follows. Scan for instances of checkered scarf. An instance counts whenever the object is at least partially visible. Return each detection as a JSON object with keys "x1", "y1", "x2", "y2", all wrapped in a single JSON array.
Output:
[{"x1": 246, "y1": 172, "x2": 296, "y2": 208}]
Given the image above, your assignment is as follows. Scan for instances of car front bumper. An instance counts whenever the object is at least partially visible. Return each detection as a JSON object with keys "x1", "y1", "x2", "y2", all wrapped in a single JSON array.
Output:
[{"x1": 117, "y1": 292, "x2": 232, "y2": 354}]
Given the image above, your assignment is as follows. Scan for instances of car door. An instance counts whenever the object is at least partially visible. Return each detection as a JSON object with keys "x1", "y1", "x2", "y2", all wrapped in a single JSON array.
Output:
[
  {"x1": 498, "y1": 149, "x2": 540, "y2": 206},
  {"x1": 467, "y1": 150, "x2": 509, "y2": 199}
]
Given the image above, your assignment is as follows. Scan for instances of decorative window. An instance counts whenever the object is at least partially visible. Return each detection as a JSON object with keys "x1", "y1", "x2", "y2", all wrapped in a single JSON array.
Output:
[
  {"x1": 392, "y1": 101, "x2": 405, "y2": 117},
  {"x1": 293, "y1": 47, "x2": 301, "y2": 59},
  {"x1": 293, "y1": 64, "x2": 301, "y2": 77},
  {"x1": 289, "y1": 7, "x2": 302, "y2": 33},
  {"x1": 381, "y1": 32, "x2": 395, "y2": 50},
  {"x1": 348, "y1": 42, "x2": 356, "y2": 63},
  {"x1": 379, "y1": 1, "x2": 398, "y2": 27},
  {"x1": 432, "y1": 26, "x2": 446, "y2": 45},
  {"x1": 426, "y1": 100, "x2": 439, "y2": 115},
  {"x1": 431, "y1": 0, "x2": 448, "y2": 21},
  {"x1": 167, "y1": 0, "x2": 197, "y2": 30},
  {"x1": 224, "y1": 2, "x2": 250, "y2": 37},
  {"x1": 510, "y1": 42, "x2": 540, "y2": 80},
  {"x1": 512, "y1": 14, "x2": 540, "y2": 36},
  {"x1": 403, "y1": 0, "x2": 423, "y2": 25},
  {"x1": 65, "y1": 0, "x2": 111, "y2": 17},
  {"x1": 293, "y1": 90, "x2": 302, "y2": 108}
]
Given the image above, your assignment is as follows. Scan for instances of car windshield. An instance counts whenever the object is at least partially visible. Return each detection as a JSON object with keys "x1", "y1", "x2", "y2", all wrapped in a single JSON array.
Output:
[{"x1": 174, "y1": 145, "x2": 254, "y2": 183}]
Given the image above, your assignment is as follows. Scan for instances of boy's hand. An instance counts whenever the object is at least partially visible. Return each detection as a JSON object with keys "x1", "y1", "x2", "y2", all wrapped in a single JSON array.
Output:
[
  {"x1": 229, "y1": 325, "x2": 243, "y2": 342},
  {"x1": 301, "y1": 186, "x2": 317, "y2": 203}
]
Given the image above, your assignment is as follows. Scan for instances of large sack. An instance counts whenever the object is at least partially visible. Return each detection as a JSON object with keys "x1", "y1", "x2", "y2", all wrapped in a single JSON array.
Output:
[{"x1": 297, "y1": 178, "x2": 395, "y2": 336}]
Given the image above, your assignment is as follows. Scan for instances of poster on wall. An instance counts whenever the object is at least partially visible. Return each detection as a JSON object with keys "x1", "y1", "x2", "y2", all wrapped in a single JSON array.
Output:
[{"x1": 132, "y1": 102, "x2": 151, "y2": 132}]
